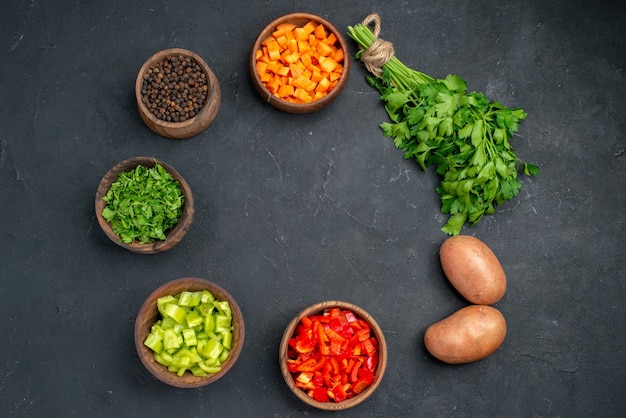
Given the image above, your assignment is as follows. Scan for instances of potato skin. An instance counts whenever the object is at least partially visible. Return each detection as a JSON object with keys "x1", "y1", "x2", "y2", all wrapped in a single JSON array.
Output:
[
  {"x1": 440, "y1": 235, "x2": 506, "y2": 305},
  {"x1": 424, "y1": 305, "x2": 506, "y2": 364}
]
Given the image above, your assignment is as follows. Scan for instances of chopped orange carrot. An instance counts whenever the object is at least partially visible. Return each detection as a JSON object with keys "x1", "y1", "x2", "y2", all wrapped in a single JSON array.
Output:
[
  {"x1": 310, "y1": 67, "x2": 323, "y2": 83},
  {"x1": 256, "y1": 61, "x2": 268, "y2": 74},
  {"x1": 289, "y1": 61, "x2": 306, "y2": 78},
  {"x1": 276, "y1": 22, "x2": 296, "y2": 33},
  {"x1": 275, "y1": 63, "x2": 290, "y2": 77},
  {"x1": 294, "y1": 27, "x2": 308, "y2": 41},
  {"x1": 313, "y1": 23, "x2": 327, "y2": 39},
  {"x1": 323, "y1": 32, "x2": 337, "y2": 46},
  {"x1": 277, "y1": 84, "x2": 295, "y2": 97},
  {"x1": 266, "y1": 38, "x2": 281, "y2": 61},
  {"x1": 332, "y1": 47, "x2": 344, "y2": 63},
  {"x1": 280, "y1": 50, "x2": 298, "y2": 65},
  {"x1": 287, "y1": 38, "x2": 298, "y2": 54},
  {"x1": 299, "y1": 52, "x2": 313, "y2": 69},
  {"x1": 267, "y1": 77, "x2": 281, "y2": 94},
  {"x1": 293, "y1": 87, "x2": 311, "y2": 102},
  {"x1": 316, "y1": 41, "x2": 334, "y2": 57},
  {"x1": 275, "y1": 35, "x2": 289, "y2": 49},
  {"x1": 318, "y1": 55, "x2": 337, "y2": 73},
  {"x1": 297, "y1": 40, "x2": 311, "y2": 53},
  {"x1": 329, "y1": 70, "x2": 342, "y2": 82},
  {"x1": 315, "y1": 77, "x2": 331, "y2": 93},
  {"x1": 255, "y1": 19, "x2": 345, "y2": 104},
  {"x1": 302, "y1": 20, "x2": 318, "y2": 35}
]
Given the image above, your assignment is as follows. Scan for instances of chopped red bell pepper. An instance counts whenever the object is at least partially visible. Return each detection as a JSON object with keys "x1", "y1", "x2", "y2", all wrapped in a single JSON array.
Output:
[
  {"x1": 312, "y1": 371, "x2": 324, "y2": 387},
  {"x1": 285, "y1": 307, "x2": 380, "y2": 403},
  {"x1": 357, "y1": 367, "x2": 375, "y2": 384},
  {"x1": 362, "y1": 337, "x2": 377, "y2": 357},
  {"x1": 294, "y1": 371, "x2": 315, "y2": 389},
  {"x1": 330, "y1": 383, "x2": 348, "y2": 402},
  {"x1": 329, "y1": 356, "x2": 340, "y2": 375},
  {"x1": 352, "y1": 379, "x2": 369, "y2": 395},
  {"x1": 355, "y1": 327, "x2": 370, "y2": 342},
  {"x1": 310, "y1": 387, "x2": 330, "y2": 402},
  {"x1": 344, "y1": 310, "x2": 357, "y2": 323},
  {"x1": 365, "y1": 351, "x2": 379, "y2": 372},
  {"x1": 295, "y1": 358, "x2": 319, "y2": 372},
  {"x1": 301, "y1": 315, "x2": 313, "y2": 328},
  {"x1": 350, "y1": 358, "x2": 363, "y2": 383}
]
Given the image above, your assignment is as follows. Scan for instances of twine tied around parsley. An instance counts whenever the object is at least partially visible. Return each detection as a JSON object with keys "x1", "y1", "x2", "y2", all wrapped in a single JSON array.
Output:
[{"x1": 355, "y1": 13, "x2": 395, "y2": 77}]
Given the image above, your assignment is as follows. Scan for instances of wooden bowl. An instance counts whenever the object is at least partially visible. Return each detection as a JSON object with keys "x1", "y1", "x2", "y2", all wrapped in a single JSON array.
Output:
[
  {"x1": 95, "y1": 157, "x2": 194, "y2": 254},
  {"x1": 134, "y1": 278, "x2": 245, "y2": 388},
  {"x1": 279, "y1": 300, "x2": 387, "y2": 410},
  {"x1": 135, "y1": 48, "x2": 221, "y2": 139},
  {"x1": 250, "y1": 13, "x2": 350, "y2": 113}
]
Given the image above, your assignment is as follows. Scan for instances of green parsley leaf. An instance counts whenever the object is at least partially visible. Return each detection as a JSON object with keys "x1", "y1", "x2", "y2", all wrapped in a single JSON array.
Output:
[{"x1": 102, "y1": 162, "x2": 184, "y2": 244}]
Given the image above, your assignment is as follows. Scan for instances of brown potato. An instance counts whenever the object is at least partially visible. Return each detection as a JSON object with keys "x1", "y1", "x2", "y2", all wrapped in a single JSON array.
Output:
[
  {"x1": 424, "y1": 305, "x2": 506, "y2": 364},
  {"x1": 439, "y1": 235, "x2": 506, "y2": 305}
]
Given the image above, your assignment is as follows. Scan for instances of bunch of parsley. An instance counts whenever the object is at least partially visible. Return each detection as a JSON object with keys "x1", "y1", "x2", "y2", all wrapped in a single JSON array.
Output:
[{"x1": 348, "y1": 21, "x2": 538, "y2": 235}]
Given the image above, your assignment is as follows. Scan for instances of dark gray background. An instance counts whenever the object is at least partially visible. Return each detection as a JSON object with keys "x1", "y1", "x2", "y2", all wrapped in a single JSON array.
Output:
[{"x1": 1, "y1": 0, "x2": 624, "y2": 416}]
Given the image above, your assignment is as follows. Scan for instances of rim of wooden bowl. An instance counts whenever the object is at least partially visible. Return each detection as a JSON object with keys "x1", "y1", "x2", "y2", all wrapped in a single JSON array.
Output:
[
  {"x1": 134, "y1": 277, "x2": 245, "y2": 388},
  {"x1": 249, "y1": 12, "x2": 351, "y2": 113},
  {"x1": 279, "y1": 300, "x2": 387, "y2": 410},
  {"x1": 94, "y1": 157, "x2": 194, "y2": 254},
  {"x1": 135, "y1": 48, "x2": 221, "y2": 139}
]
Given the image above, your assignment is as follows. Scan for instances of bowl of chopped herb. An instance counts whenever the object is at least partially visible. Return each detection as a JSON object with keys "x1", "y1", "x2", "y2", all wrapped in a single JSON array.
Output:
[
  {"x1": 135, "y1": 277, "x2": 245, "y2": 388},
  {"x1": 136, "y1": 48, "x2": 221, "y2": 139},
  {"x1": 250, "y1": 13, "x2": 350, "y2": 113},
  {"x1": 95, "y1": 157, "x2": 194, "y2": 254}
]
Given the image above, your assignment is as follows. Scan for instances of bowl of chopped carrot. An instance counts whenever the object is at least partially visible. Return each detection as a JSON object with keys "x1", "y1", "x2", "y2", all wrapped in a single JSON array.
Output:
[
  {"x1": 135, "y1": 277, "x2": 245, "y2": 388},
  {"x1": 95, "y1": 157, "x2": 194, "y2": 254},
  {"x1": 136, "y1": 48, "x2": 221, "y2": 139},
  {"x1": 279, "y1": 301, "x2": 387, "y2": 410},
  {"x1": 250, "y1": 13, "x2": 350, "y2": 113}
]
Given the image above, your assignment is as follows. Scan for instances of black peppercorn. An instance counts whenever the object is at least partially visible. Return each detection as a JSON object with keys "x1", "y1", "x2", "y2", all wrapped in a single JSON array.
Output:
[{"x1": 141, "y1": 55, "x2": 209, "y2": 121}]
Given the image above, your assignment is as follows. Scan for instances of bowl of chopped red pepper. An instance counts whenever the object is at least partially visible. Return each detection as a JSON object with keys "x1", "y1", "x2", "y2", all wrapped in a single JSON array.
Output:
[
  {"x1": 279, "y1": 301, "x2": 387, "y2": 410},
  {"x1": 250, "y1": 13, "x2": 350, "y2": 113}
]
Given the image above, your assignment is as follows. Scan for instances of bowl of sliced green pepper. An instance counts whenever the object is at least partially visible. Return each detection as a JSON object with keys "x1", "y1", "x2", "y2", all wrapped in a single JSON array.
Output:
[
  {"x1": 95, "y1": 156, "x2": 194, "y2": 254},
  {"x1": 135, "y1": 277, "x2": 245, "y2": 388}
]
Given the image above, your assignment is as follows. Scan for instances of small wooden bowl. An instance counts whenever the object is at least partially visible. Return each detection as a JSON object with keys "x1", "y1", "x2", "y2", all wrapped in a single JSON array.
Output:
[
  {"x1": 134, "y1": 278, "x2": 245, "y2": 388},
  {"x1": 279, "y1": 300, "x2": 387, "y2": 410},
  {"x1": 135, "y1": 48, "x2": 221, "y2": 139},
  {"x1": 95, "y1": 157, "x2": 194, "y2": 254},
  {"x1": 250, "y1": 13, "x2": 350, "y2": 113}
]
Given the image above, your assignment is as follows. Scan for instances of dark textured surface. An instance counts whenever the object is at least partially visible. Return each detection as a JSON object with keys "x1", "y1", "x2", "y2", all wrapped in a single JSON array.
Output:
[{"x1": 1, "y1": 1, "x2": 625, "y2": 416}]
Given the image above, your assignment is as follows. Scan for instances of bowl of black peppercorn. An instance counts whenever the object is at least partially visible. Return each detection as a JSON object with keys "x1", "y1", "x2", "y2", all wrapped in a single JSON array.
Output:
[{"x1": 136, "y1": 48, "x2": 221, "y2": 139}]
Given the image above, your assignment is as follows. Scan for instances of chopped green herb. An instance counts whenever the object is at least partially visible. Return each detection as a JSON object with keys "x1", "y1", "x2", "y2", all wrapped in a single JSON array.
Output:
[
  {"x1": 102, "y1": 162, "x2": 184, "y2": 244},
  {"x1": 348, "y1": 17, "x2": 539, "y2": 235}
]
